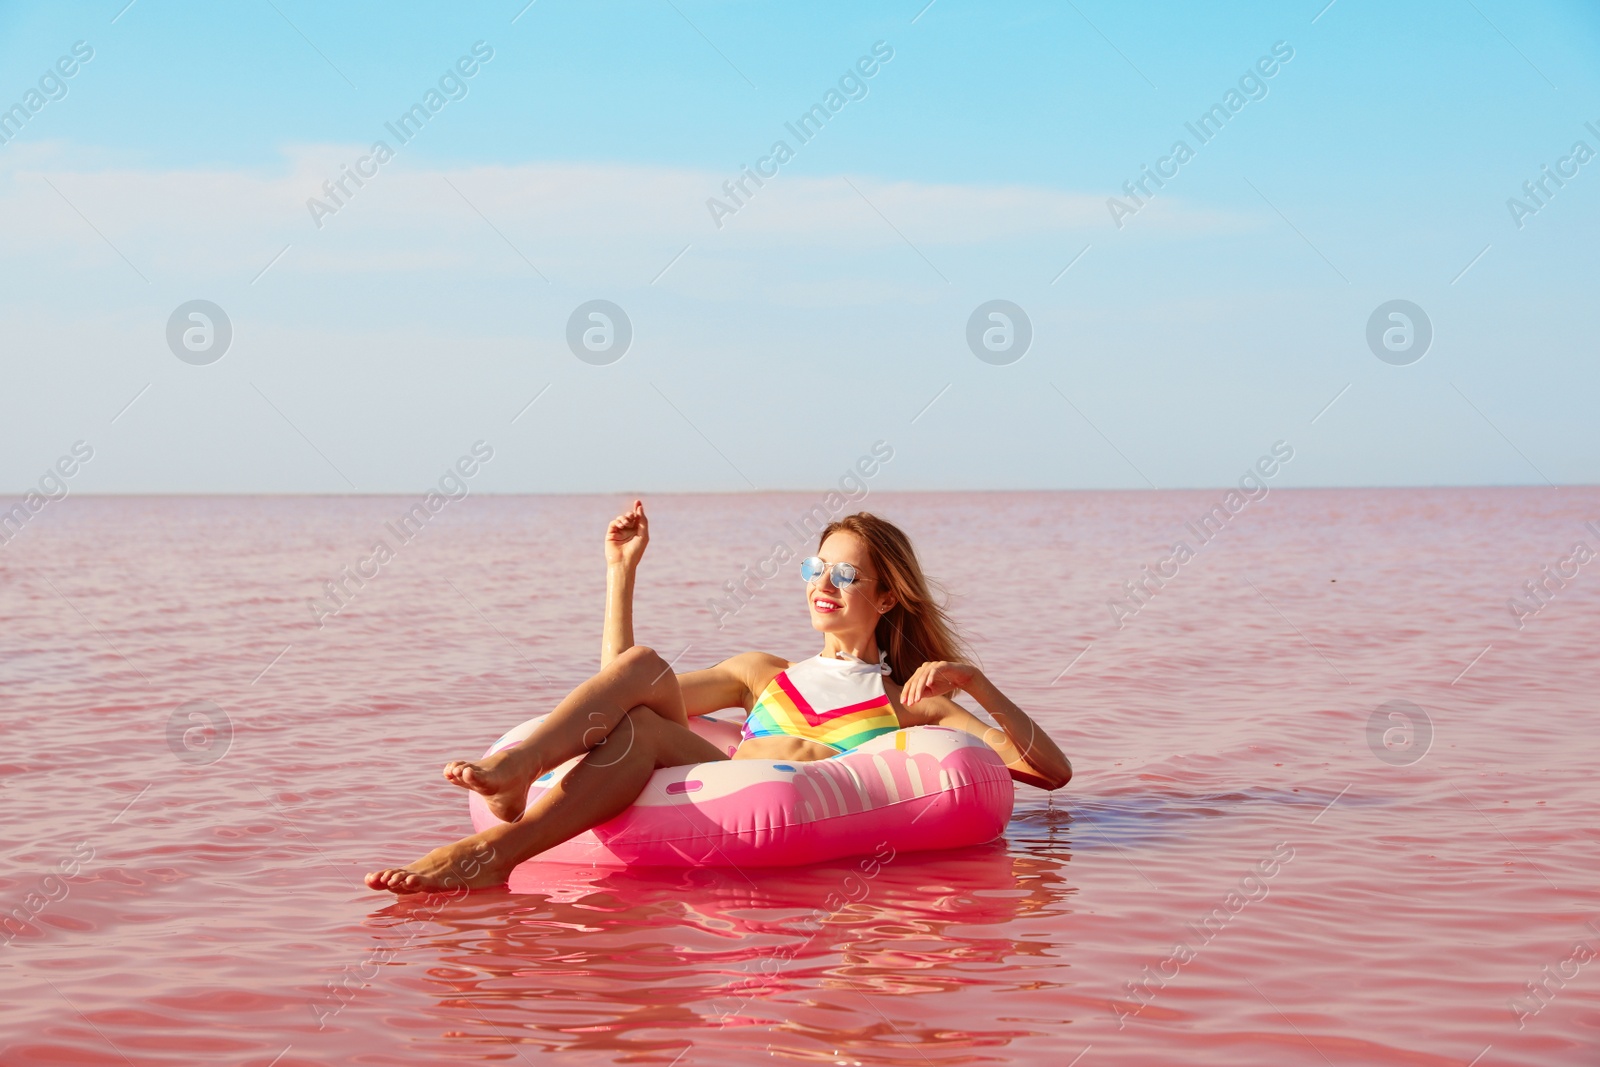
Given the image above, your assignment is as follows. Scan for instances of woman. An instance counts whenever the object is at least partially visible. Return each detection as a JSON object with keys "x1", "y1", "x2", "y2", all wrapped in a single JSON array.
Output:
[{"x1": 366, "y1": 501, "x2": 1072, "y2": 894}]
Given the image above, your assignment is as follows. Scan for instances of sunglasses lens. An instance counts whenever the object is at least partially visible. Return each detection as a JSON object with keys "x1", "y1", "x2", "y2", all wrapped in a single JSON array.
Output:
[{"x1": 801, "y1": 557, "x2": 864, "y2": 588}]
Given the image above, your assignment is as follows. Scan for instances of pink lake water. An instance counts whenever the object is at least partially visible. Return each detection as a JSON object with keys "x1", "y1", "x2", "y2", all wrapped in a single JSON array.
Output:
[{"x1": 2, "y1": 489, "x2": 1598, "y2": 1066}]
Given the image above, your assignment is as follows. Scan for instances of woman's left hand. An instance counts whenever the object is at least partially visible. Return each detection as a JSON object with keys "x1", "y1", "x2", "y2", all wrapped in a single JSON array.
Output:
[
  {"x1": 901, "y1": 660, "x2": 981, "y2": 706},
  {"x1": 604, "y1": 499, "x2": 649, "y2": 570}
]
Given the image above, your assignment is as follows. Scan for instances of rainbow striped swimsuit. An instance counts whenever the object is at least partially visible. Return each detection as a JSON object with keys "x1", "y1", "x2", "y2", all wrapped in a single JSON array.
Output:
[{"x1": 740, "y1": 651, "x2": 901, "y2": 754}]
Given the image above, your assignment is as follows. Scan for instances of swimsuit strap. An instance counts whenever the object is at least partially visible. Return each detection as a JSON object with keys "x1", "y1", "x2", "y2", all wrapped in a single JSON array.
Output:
[{"x1": 827, "y1": 649, "x2": 892, "y2": 676}]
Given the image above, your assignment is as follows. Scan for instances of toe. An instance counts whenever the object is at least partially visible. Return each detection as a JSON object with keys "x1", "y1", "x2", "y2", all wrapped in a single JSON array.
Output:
[{"x1": 369, "y1": 869, "x2": 403, "y2": 891}]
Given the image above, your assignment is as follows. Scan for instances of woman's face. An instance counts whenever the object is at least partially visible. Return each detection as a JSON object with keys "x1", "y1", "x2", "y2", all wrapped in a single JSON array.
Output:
[{"x1": 806, "y1": 531, "x2": 891, "y2": 635}]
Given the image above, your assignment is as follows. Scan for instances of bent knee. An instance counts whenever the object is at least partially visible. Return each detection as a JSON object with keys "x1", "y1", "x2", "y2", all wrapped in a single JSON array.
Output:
[{"x1": 613, "y1": 644, "x2": 665, "y2": 676}]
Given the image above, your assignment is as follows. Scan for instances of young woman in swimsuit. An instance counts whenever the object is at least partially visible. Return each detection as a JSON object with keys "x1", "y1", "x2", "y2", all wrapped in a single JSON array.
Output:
[{"x1": 366, "y1": 501, "x2": 1072, "y2": 894}]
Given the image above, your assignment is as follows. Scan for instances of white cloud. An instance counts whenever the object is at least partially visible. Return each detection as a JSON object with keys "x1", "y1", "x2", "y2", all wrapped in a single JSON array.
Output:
[{"x1": 0, "y1": 144, "x2": 1244, "y2": 284}]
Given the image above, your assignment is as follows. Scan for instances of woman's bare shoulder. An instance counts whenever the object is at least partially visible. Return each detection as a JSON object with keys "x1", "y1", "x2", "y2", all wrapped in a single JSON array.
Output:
[
  {"x1": 727, "y1": 650, "x2": 791, "y2": 687},
  {"x1": 704, "y1": 651, "x2": 787, "y2": 712},
  {"x1": 678, "y1": 651, "x2": 790, "y2": 716}
]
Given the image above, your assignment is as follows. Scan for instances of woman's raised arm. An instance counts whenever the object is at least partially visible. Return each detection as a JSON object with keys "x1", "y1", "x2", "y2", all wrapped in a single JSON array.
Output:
[
  {"x1": 896, "y1": 661, "x2": 1072, "y2": 790},
  {"x1": 600, "y1": 500, "x2": 648, "y2": 668}
]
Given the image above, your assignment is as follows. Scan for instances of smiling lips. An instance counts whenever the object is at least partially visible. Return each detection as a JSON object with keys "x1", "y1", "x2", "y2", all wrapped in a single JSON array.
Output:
[{"x1": 812, "y1": 596, "x2": 841, "y2": 614}]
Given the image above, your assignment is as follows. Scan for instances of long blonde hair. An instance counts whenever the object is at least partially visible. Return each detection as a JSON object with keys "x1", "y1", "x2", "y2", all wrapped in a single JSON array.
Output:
[{"x1": 818, "y1": 512, "x2": 966, "y2": 684}]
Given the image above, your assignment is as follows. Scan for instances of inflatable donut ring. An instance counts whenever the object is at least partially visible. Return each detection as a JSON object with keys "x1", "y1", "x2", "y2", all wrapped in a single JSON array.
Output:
[{"x1": 467, "y1": 714, "x2": 1015, "y2": 867}]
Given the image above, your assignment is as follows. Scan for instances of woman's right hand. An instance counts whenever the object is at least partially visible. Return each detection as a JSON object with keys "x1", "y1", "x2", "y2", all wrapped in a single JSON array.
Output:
[{"x1": 605, "y1": 499, "x2": 649, "y2": 570}]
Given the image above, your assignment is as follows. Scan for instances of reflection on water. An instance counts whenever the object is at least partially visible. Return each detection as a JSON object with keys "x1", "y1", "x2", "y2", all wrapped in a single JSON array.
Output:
[
  {"x1": 1058, "y1": 785, "x2": 1371, "y2": 853},
  {"x1": 365, "y1": 838, "x2": 1075, "y2": 1061}
]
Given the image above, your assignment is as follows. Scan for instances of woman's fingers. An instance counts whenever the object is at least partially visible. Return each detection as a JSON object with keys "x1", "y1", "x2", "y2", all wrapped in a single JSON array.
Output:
[
  {"x1": 907, "y1": 661, "x2": 960, "y2": 705},
  {"x1": 904, "y1": 663, "x2": 932, "y2": 704}
]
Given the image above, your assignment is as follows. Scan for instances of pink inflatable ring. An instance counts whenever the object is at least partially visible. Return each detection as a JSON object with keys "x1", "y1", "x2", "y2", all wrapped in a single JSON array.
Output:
[{"x1": 468, "y1": 715, "x2": 1016, "y2": 867}]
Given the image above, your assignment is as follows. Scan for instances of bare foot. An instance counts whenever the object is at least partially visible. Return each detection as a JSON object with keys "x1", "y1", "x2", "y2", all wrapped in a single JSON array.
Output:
[
  {"x1": 443, "y1": 747, "x2": 534, "y2": 823},
  {"x1": 364, "y1": 835, "x2": 509, "y2": 895}
]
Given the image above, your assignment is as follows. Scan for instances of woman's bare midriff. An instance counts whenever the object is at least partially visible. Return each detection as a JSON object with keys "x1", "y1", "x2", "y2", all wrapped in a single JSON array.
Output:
[{"x1": 731, "y1": 735, "x2": 841, "y2": 762}]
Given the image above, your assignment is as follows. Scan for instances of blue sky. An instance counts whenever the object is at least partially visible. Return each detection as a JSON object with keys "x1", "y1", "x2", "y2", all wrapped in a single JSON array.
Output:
[{"x1": 1, "y1": 0, "x2": 1597, "y2": 493}]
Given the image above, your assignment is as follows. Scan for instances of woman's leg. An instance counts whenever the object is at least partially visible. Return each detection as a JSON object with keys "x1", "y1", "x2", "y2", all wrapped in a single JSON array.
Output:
[
  {"x1": 367, "y1": 705, "x2": 726, "y2": 893},
  {"x1": 444, "y1": 645, "x2": 686, "y2": 822}
]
